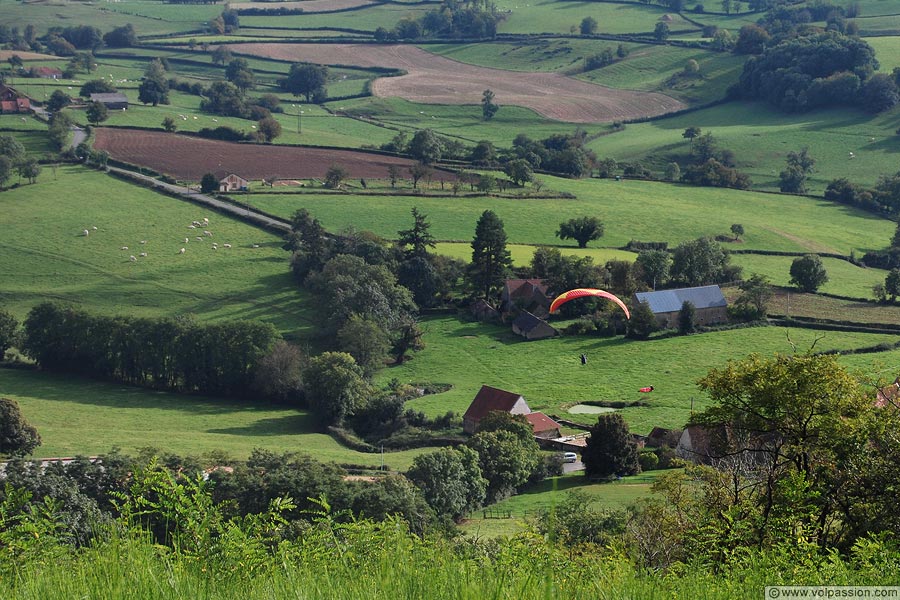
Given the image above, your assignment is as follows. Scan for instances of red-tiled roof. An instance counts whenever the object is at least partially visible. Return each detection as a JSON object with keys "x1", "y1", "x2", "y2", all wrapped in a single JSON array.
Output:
[
  {"x1": 876, "y1": 378, "x2": 900, "y2": 408},
  {"x1": 525, "y1": 412, "x2": 560, "y2": 434},
  {"x1": 463, "y1": 385, "x2": 526, "y2": 422},
  {"x1": 505, "y1": 278, "x2": 548, "y2": 300}
]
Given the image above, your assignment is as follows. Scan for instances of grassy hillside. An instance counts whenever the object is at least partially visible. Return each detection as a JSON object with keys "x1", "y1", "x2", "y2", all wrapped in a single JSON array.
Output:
[
  {"x1": 0, "y1": 166, "x2": 312, "y2": 337},
  {"x1": 1, "y1": 368, "x2": 424, "y2": 469},
  {"x1": 239, "y1": 175, "x2": 894, "y2": 255},
  {"x1": 378, "y1": 315, "x2": 900, "y2": 434}
]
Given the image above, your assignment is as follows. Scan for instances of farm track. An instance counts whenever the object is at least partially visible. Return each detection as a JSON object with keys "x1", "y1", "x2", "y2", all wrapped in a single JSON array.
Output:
[
  {"x1": 94, "y1": 129, "x2": 431, "y2": 182},
  {"x1": 230, "y1": 43, "x2": 687, "y2": 123}
]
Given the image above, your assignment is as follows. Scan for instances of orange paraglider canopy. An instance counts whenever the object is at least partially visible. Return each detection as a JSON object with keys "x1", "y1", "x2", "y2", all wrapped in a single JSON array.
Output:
[{"x1": 549, "y1": 288, "x2": 631, "y2": 319}]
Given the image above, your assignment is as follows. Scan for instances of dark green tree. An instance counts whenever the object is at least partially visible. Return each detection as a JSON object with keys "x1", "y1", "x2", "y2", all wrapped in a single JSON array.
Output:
[
  {"x1": 211, "y1": 45, "x2": 232, "y2": 65},
  {"x1": 678, "y1": 300, "x2": 696, "y2": 335},
  {"x1": 46, "y1": 89, "x2": 71, "y2": 112},
  {"x1": 303, "y1": 352, "x2": 370, "y2": 426},
  {"x1": 252, "y1": 340, "x2": 306, "y2": 404},
  {"x1": 670, "y1": 237, "x2": 737, "y2": 286},
  {"x1": 79, "y1": 79, "x2": 116, "y2": 98},
  {"x1": 256, "y1": 116, "x2": 281, "y2": 143},
  {"x1": 635, "y1": 250, "x2": 670, "y2": 290},
  {"x1": 582, "y1": 413, "x2": 639, "y2": 478},
  {"x1": 504, "y1": 159, "x2": 533, "y2": 186},
  {"x1": 732, "y1": 273, "x2": 773, "y2": 319},
  {"x1": 468, "y1": 210, "x2": 513, "y2": 300},
  {"x1": 481, "y1": 89, "x2": 498, "y2": 120},
  {"x1": 337, "y1": 315, "x2": 390, "y2": 377},
  {"x1": 0, "y1": 397, "x2": 41, "y2": 456},
  {"x1": 731, "y1": 223, "x2": 744, "y2": 240},
  {"x1": 17, "y1": 158, "x2": 41, "y2": 184},
  {"x1": 779, "y1": 147, "x2": 815, "y2": 193},
  {"x1": 225, "y1": 58, "x2": 255, "y2": 93},
  {"x1": 407, "y1": 446, "x2": 487, "y2": 519},
  {"x1": 885, "y1": 269, "x2": 900, "y2": 302},
  {"x1": 626, "y1": 300, "x2": 658, "y2": 339},
  {"x1": 391, "y1": 317, "x2": 425, "y2": 365},
  {"x1": 85, "y1": 101, "x2": 108, "y2": 125},
  {"x1": 654, "y1": 22, "x2": 670, "y2": 41},
  {"x1": 556, "y1": 216, "x2": 604, "y2": 248},
  {"x1": 397, "y1": 207, "x2": 436, "y2": 259},
  {"x1": 280, "y1": 63, "x2": 328, "y2": 102},
  {"x1": 408, "y1": 129, "x2": 442, "y2": 164},
  {"x1": 324, "y1": 164, "x2": 348, "y2": 189},
  {"x1": 580, "y1": 16, "x2": 598, "y2": 35},
  {"x1": 200, "y1": 173, "x2": 218, "y2": 193},
  {"x1": 467, "y1": 429, "x2": 542, "y2": 502},
  {"x1": 103, "y1": 23, "x2": 137, "y2": 48},
  {"x1": 789, "y1": 254, "x2": 828, "y2": 292}
]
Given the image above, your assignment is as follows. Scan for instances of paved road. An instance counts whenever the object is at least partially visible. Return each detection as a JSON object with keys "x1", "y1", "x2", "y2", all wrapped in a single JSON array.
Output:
[
  {"x1": 71, "y1": 126, "x2": 87, "y2": 148},
  {"x1": 562, "y1": 460, "x2": 585, "y2": 473},
  {"x1": 106, "y1": 166, "x2": 291, "y2": 234}
]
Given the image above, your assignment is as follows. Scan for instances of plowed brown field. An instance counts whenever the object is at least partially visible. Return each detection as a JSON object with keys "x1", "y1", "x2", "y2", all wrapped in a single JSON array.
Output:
[
  {"x1": 231, "y1": 43, "x2": 686, "y2": 123},
  {"x1": 93, "y1": 128, "x2": 428, "y2": 181}
]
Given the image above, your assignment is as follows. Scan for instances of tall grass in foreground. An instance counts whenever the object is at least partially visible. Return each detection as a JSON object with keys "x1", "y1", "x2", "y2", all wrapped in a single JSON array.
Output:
[{"x1": 6, "y1": 523, "x2": 899, "y2": 599}]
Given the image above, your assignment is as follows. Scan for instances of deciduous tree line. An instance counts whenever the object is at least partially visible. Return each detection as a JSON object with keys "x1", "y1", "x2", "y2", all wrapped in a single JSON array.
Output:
[{"x1": 22, "y1": 303, "x2": 279, "y2": 397}]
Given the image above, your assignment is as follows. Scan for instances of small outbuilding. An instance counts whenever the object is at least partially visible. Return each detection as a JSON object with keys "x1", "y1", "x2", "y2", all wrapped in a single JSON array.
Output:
[
  {"x1": 217, "y1": 173, "x2": 250, "y2": 192},
  {"x1": 89, "y1": 92, "x2": 129, "y2": 110},
  {"x1": 30, "y1": 66, "x2": 62, "y2": 79},
  {"x1": 470, "y1": 298, "x2": 500, "y2": 323},
  {"x1": 525, "y1": 412, "x2": 562, "y2": 439},
  {"x1": 512, "y1": 310, "x2": 558, "y2": 341},
  {"x1": 633, "y1": 285, "x2": 728, "y2": 329},
  {"x1": 463, "y1": 385, "x2": 531, "y2": 434}
]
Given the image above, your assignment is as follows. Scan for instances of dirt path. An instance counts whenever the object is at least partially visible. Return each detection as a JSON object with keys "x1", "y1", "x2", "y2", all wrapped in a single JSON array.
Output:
[{"x1": 231, "y1": 43, "x2": 686, "y2": 123}]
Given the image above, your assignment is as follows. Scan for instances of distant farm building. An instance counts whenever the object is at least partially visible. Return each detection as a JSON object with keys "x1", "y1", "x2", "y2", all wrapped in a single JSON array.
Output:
[
  {"x1": 633, "y1": 285, "x2": 728, "y2": 329},
  {"x1": 876, "y1": 376, "x2": 900, "y2": 408},
  {"x1": 525, "y1": 412, "x2": 562, "y2": 439},
  {"x1": 217, "y1": 173, "x2": 250, "y2": 192},
  {"x1": 0, "y1": 84, "x2": 30, "y2": 113},
  {"x1": 463, "y1": 385, "x2": 530, "y2": 434},
  {"x1": 511, "y1": 310, "x2": 558, "y2": 341},
  {"x1": 30, "y1": 66, "x2": 62, "y2": 79},
  {"x1": 89, "y1": 92, "x2": 129, "y2": 110},
  {"x1": 502, "y1": 278, "x2": 551, "y2": 315}
]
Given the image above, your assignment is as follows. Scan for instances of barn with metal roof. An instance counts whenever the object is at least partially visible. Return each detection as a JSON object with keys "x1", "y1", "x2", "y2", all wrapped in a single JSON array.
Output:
[{"x1": 633, "y1": 285, "x2": 727, "y2": 329}]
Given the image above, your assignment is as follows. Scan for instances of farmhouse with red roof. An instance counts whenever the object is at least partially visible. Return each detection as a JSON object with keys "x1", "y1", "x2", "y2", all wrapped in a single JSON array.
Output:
[{"x1": 463, "y1": 385, "x2": 530, "y2": 434}]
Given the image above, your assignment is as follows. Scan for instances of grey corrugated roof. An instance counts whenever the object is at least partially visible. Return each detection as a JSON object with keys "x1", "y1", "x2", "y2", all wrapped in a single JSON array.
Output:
[
  {"x1": 634, "y1": 285, "x2": 726, "y2": 314},
  {"x1": 89, "y1": 93, "x2": 129, "y2": 103}
]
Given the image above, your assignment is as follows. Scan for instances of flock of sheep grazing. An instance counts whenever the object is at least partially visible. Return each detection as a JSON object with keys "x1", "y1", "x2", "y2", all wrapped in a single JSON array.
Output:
[{"x1": 80, "y1": 216, "x2": 257, "y2": 262}]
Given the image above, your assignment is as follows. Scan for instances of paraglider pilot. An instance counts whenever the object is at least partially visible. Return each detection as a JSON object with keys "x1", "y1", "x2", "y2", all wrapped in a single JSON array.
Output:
[{"x1": 580, "y1": 353, "x2": 587, "y2": 365}]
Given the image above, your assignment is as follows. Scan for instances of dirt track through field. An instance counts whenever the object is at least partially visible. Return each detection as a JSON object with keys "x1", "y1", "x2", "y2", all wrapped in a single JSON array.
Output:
[
  {"x1": 230, "y1": 0, "x2": 376, "y2": 12},
  {"x1": 93, "y1": 128, "x2": 430, "y2": 181},
  {"x1": 230, "y1": 43, "x2": 686, "y2": 123}
]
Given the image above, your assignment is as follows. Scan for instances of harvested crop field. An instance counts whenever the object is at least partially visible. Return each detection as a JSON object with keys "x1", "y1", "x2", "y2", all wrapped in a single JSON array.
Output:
[
  {"x1": 93, "y1": 129, "x2": 429, "y2": 181},
  {"x1": 0, "y1": 50, "x2": 58, "y2": 61},
  {"x1": 230, "y1": 43, "x2": 686, "y2": 122},
  {"x1": 230, "y1": 0, "x2": 376, "y2": 11}
]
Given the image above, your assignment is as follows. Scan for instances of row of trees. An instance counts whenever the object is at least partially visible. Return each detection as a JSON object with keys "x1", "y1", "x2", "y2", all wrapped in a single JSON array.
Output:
[
  {"x1": 375, "y1": 0, "x2": 501, "y2": 41},
  {"x1": 0, "y1": 135, "x2": 40, "y2": 188},
  {"x1": 21, "y1": 303, "x2": 280, "y2": 397}
]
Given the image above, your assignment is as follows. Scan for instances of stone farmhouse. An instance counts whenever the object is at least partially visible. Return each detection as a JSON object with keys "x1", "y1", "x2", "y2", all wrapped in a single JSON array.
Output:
[{"x1": 633, "y1": 285, "x2": 728, "y2": 329}]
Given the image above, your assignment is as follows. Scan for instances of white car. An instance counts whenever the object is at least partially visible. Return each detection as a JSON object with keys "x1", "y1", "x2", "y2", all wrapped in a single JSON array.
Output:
[{"x1": 562, "y1": 452, "x2": 578, "y2": 463}]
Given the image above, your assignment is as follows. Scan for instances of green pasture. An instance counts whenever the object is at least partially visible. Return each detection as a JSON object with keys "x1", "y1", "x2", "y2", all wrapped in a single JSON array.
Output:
[
  {"x1": 238, "y1": 175, "x2": 894, "y2": 254},
  {"x1": 380, "y1": 315, "x2": 900, "y2": 434},
  {"x1": 579, "y1": 44, "x2": 744, "y2": 104},
  {"x1": 423, "y1": 39, "x2": 623, "y2": 73},
  {"x1": 856, "y1": 14, "x2": 900, "y2": 35},
  {"x1": 863, "y1": 36, "x2": 900, "y2": 71},
  {"x1": 731, "y1": 254, "x2": 886, "y2": 300},
  {"x1": 0, "y1": 368, "x2": 424, "y2": 469},
  {"x1": 494, "y1": 0, "x2": 699, "y2": 35},
  {"x1": 682, "y1": 9, "x2": 761, "y2": 29},
  {"x1": 0, "y1": 165, "x2": 313, "y2": 337},
  {"x1": 0, "y1": 0, "x2": 199, "y2": 38},
  {"x1": 846, "y1": 0, "x2": 900, "y2": 17},
  {"x1": 435, "y1": 242, "x2": 637, "y2": 266},
  {"x1": 101, "y1": 0, "x2": 223, "y2": 24},
  {"x1": 239, "y1": 4, "x2": 428, "y2": 31},
  {"x1": 460, "y1": 470, "x2": 664, "y2": 537},
  {"x1": 0, "y1": 115, "x2": 54, "y2": 156},
  {"x1": 588, "y1": 100, "x2": 900, "y2": 193},
  {"x1": 334, "y1": 96, "x2": 578, "y2": 144}
]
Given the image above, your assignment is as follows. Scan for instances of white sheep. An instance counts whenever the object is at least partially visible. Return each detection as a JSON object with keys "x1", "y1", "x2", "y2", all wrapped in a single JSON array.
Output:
[
  {"x1": 202, "y1": 217, "x2": 209, "y2": 223},
  {"x1": 188, "y1": 225, "x2": 196, "y2": 229},
  {"x1": 223, "y1": 243, "x2": 232, "y2": 248},
  {"x1": 139, "y1": 252, "x2": 147, "y2": 257},
  {"x1": 192, "y1": 221, "x2": 201, "y2": 226},
  {"x1": 120, "y1": 246, "x2": 128, "y2": 250},
  {"x1": 212, "y1": 245, "x2": 218, "y2": 250},
  {"x1": 204, "y1": 230, "x2": 212, "y2": 236},
  {"x1": 252, "y1": 244, "x2": 260, "y2": 248},
  {"x1": 196, "y1": 236, "x2": 203, "y2": 241},
  {"x1": 83, "y1": 229, "x2": 90, "y2": 236},
  {"x1": 91, "y1": 226, "x2": 98, "y2": 230},
  {"x1": 129, "y1": 255, "x2": 137, "y2": 262},
  {"x1": 179, "y1": 248, "x2": 186, "y2": 254},
  {"x1": 184, "y1": 237, "x2": 189, "y2": 243},
  {"x1": 140, "y1": 240, "x2": 147, "y2": 245}
]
